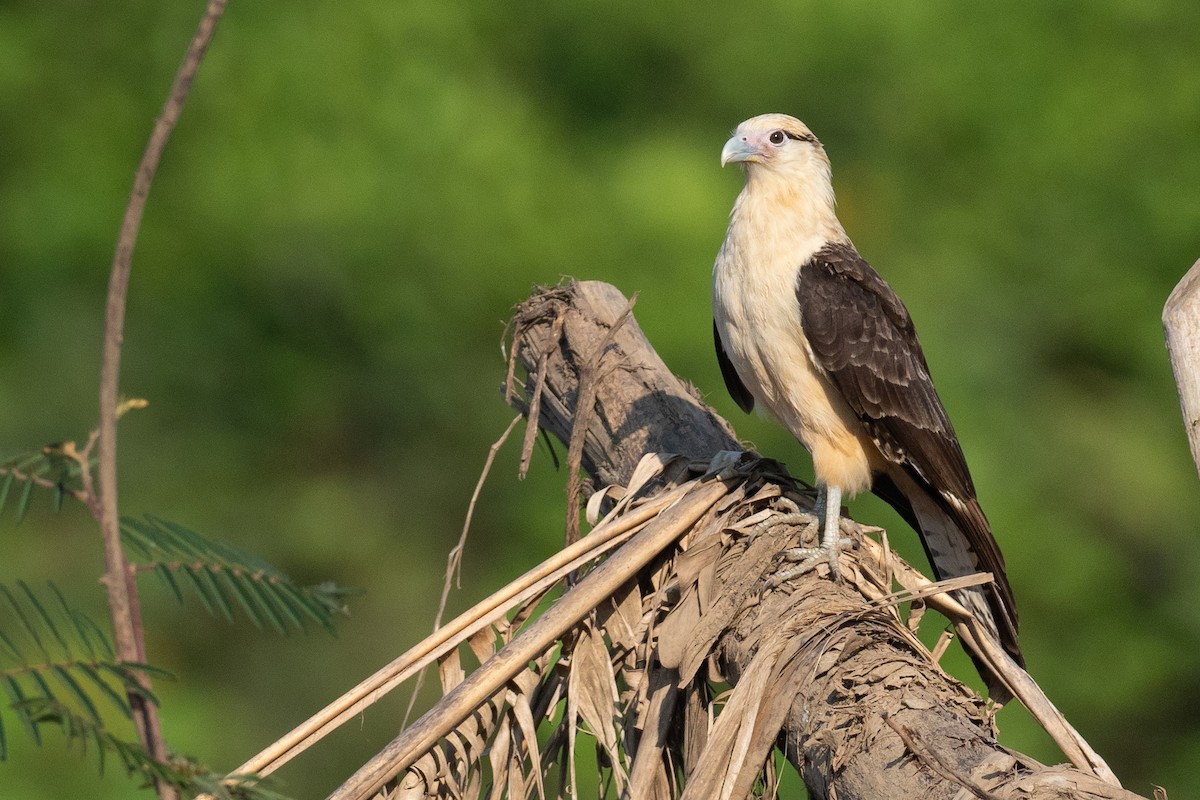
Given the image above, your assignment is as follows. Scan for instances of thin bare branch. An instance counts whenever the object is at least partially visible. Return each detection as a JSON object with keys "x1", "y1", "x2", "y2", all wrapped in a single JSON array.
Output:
[
  {"x1": 95, "y1": 1, "x2": 228, "y2": 796},
  {"x1": 402, "y1": 413, "x2": 523, "y2": 728}
]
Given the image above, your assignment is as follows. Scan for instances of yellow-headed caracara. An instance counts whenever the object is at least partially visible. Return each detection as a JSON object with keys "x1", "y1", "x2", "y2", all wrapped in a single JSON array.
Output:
[{"x1": 712, "y1": 113, "x2": 1022, "y2": 698}]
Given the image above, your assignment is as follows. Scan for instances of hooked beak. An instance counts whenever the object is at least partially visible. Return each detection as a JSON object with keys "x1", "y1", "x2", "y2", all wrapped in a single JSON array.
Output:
[{"x1": 720, "y1": 135, "x2": 762, "y2": 166}]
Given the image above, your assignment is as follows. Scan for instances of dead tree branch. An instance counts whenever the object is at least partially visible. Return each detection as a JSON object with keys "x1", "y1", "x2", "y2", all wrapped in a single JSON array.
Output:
[
  {"x1": 250, "y1": 280, "x2": 1145, "y2": 800},
  {"x1": 498, "y1": 280, "x2": 1145, "y2": 800}
]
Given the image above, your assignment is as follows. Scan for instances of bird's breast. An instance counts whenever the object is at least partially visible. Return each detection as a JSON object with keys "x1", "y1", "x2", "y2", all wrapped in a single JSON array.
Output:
[{"x1": 713, "y1": 219, "x2": 877, "y2": 494}]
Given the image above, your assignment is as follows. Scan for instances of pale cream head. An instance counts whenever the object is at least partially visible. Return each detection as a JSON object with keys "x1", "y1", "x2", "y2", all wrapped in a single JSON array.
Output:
[{"x1": 719, "y1": 113, "x2": 842, "y2": 239}]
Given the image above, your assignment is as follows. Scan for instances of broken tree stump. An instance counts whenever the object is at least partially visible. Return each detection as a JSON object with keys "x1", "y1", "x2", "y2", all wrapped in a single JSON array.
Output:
[{"x1": 500, "y1": 280, "x2": 1144, "y2": 800}]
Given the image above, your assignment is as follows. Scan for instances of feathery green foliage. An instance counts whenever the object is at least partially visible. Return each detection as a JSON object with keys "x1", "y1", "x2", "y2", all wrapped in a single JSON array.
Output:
[
  {"x1": 0, "y1": 448, "x2": 86, "y2": 522},
  {"x1": 15, "y1": 699, "x2": 286, "y2": 800},
  {"x1": 120, "y1": 515, "x2": 357, "y2": 635},
  {"x1": 0, "y1": 567, "x2": 304, "y2": 796},
  {"x1": 0, "y1": 581, "x2": 168, "y2": 759}
]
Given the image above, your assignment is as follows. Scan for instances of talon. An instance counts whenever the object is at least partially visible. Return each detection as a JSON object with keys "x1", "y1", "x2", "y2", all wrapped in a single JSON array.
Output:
[
  {"x1": 774, "y1": 496, "x2": 804, "y2": 516},
  {"x1": 768, "y1": 485, "x2": 852, "y2": 586},
  {"x1": 770, "y1": 553, "x2": 829, "y2": 586},
  {"x1": 752, "y1": 495, "x2": 818, "y2": 541}
]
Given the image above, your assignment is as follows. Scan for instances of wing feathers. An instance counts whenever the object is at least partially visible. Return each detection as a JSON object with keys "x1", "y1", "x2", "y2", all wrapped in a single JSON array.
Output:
[
  {"x1": 797, "y1": 241, "x2": 1021, "y2": 663},
  {"x1": 714, "y1": 321, "x2": 755, "y2": 414},
  {"x1": 797, "y1": 242, "x2": 973, "y2": 497}
]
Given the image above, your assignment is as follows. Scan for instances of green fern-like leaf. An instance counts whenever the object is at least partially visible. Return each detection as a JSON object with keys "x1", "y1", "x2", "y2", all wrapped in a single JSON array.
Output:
[
  {"x1": 0, "y1": 582, "x2": 171, "y2": 760},
  {"x1": 121, "y1": 515, "x2": 357, "y2": 636},
  {"x1": 0, "y1": 447, "x2": 87, "y2": 522},
  {"x1": 17, "y1": 699, "x2": 291, "y2": 799}
]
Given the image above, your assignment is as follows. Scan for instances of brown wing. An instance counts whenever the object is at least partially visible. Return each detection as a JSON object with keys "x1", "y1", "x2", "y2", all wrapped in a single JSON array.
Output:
[
  {"x1": 797, "y1": 241, "x2": 1019, "y2": 647},
  {"x1": 714, "y1": 320, "x2": 755, "y2": 414}
]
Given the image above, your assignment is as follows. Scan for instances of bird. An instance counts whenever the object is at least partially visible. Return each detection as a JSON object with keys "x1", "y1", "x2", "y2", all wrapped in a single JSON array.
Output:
[{"x1": 711, "y1": 113, "x2": 1023, "y2": 699}]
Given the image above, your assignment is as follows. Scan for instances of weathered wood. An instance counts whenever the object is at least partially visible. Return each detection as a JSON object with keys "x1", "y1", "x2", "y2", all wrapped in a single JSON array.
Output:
[
  {"x1": 1164, "y1": 258, "x2": 1200, "y2": 479},
  {"x1": 508, "y1": 281, "x2": 741, "y2": 488},
  {"x1": 508, "y1": 280, "x2": 1144, "y2": 800}
]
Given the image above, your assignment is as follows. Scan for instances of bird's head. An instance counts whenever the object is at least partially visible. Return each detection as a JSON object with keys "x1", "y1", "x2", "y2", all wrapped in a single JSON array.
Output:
[{"x1": 720, "y1": 113, "x2": 839, "y2": 227}]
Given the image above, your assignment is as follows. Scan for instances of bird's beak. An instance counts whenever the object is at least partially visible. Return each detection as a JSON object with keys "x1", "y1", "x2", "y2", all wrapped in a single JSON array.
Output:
[{"x1": 720, "y1": 135, "x2": 761, "y2": 166}]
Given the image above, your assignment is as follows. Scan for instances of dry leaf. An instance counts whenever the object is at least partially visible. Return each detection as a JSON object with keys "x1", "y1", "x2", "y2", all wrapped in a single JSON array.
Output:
[{"x1": 439, "y1": 649, "x2": 466, "y2": 694}]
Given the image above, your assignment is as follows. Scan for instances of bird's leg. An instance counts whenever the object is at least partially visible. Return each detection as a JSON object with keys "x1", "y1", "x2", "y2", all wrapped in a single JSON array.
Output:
[{"x1": 774, "y1": 484, "x2": 855, "y2": 583}]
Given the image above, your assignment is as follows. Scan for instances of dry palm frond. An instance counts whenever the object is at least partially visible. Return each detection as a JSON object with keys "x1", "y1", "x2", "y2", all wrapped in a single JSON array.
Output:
[
  {"x1": 350, "y1": 451, "x2": 789, "y2": 800},
  {"x1": 221, "y1": 281, "x2": 1143, "y2": 800},
  {"x1": 358, "y1": 452, "x2": 1126, "y2": 800}
]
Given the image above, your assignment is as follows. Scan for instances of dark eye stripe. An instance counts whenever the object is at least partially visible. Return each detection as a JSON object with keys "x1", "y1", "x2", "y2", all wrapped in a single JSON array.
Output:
[{"x1": 784, "y1": 131, "x2": 816, "y2": 143}]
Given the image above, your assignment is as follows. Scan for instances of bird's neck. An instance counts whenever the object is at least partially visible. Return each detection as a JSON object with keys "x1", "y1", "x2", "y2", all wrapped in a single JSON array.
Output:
[{"x1": 728, "y1": 169, "x2": 847, "y2": 264}]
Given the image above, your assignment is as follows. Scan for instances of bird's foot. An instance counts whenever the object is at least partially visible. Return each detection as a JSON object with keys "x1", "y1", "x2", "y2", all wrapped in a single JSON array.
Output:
[
  {"x1": 757, "y1": 496, "x2": 818, "y2": 530},
  {"x1": 763, "y1": 486, "x2": 855, "y2": 586},
  {"x1": 773, "y1": 536, "x2": 856, "y2": 584},
  {"x1": 751, "y1": 496, "x2": 820, "y2": 542}
]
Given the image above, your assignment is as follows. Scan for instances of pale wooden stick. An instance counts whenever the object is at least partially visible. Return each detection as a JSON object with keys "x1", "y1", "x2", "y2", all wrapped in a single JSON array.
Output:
[
  {"x1": 1163, "y1": 258, "x2": 1200, "y2": 478},
  {"x1": 327, "y1": 476, "x2": 734, "y2": 800},
  {"x1": 234, "y1": 479, "x2": 693, "y2": 779}
]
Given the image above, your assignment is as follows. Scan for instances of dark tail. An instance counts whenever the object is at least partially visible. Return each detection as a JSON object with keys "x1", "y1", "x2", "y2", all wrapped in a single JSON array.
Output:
[{"x1": 873, "y1": 470, "x2": 1023, "y2": 702}]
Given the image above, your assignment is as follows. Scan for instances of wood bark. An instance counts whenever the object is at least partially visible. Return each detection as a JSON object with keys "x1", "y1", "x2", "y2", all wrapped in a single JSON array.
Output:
[
  {"x1": 1164, "y1": 258, "x2": 1200, "y2": 479},
  {"x1": 507, "y1": 280, "x2": 1147, "y2": 800},
  {"x1": 507, "y1": 282, "x2": 741, "y2": 487}
]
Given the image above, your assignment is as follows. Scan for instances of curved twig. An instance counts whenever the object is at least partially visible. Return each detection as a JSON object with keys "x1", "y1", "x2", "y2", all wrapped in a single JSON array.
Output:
[{"x1": 95, "y1": 2, "x2": 228, "y2": 797}]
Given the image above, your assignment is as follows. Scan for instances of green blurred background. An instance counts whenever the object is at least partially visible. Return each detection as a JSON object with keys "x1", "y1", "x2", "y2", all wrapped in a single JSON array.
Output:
[{"x1": 2, "y1": 0, "x2": 1199, "y2": 796}]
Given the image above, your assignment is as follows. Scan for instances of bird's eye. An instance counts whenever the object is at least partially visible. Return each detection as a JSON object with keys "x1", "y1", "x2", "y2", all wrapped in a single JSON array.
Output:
[{"x1": 768, "y1": 130, "x2": 786, "y2": 146}]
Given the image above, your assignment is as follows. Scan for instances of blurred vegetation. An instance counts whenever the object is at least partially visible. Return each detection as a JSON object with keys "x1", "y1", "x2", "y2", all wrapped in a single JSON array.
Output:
[{"x1": 2, "y1": 0, "x2": 1199, "y2": 796}]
